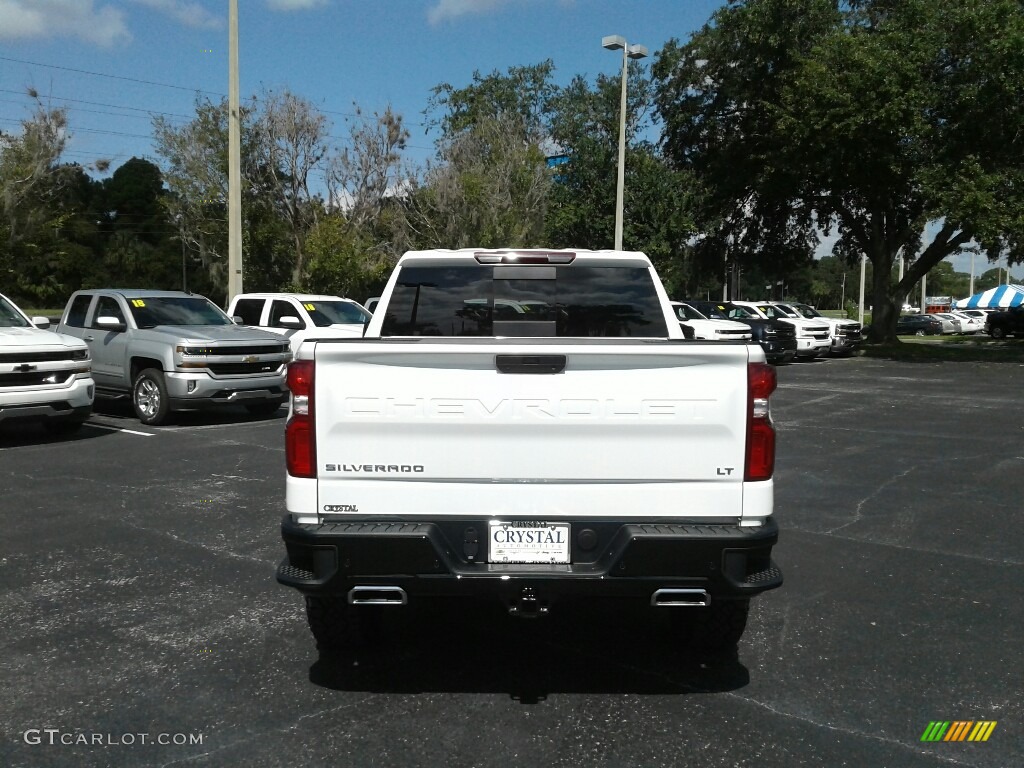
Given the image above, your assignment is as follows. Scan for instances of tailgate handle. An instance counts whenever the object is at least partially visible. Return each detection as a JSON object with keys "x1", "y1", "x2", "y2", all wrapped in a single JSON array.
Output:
[{"x1": 495, "y1": 354, "x2": 566, "y2": 374}]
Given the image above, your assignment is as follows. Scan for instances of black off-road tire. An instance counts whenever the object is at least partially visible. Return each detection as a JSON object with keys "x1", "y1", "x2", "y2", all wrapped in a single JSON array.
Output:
[
  {"x1": 305, "y1": 596, "x2": 383, "y2": 654},
  {"x1": 990, "y1": 326, "x2": 1006, "y2": 339},
  {"x1": 245, "y1": 401, "x2": 283, "y2": 417},
  {"x1": 132, "y1": 368, "x2": 171, "y2": 426},
  {"x1": 676, "y1": 599, "x2": 751, "y2": 650}
]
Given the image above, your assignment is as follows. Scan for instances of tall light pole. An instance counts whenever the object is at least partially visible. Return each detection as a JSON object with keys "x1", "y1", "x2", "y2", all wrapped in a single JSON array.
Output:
[
  {"x1": 858, "y1": 254, "x2": 866, "y2": 325},
  {"x1": 602, "y1": 35, "x2": 647, "y2": 251},
  {"x1": 227, "y1": 0, "x2": 243, "y2": 303}
]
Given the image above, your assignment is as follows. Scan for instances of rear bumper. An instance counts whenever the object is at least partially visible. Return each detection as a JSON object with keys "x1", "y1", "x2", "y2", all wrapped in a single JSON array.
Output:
[{"x1": 277, "y1": 516, "x2": 783, "y2": 603}]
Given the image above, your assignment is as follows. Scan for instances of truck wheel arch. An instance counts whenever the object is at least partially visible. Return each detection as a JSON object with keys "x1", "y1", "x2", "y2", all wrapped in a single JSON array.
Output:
[{"x1": 130, "y1": 356, "x2": 164, "y2": 382}]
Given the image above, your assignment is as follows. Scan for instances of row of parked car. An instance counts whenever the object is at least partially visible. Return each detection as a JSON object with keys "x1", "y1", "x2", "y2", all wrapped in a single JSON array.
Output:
[
  {"x1": 0, "y1": 289, "x2": 371, "y2": 432},
  {"x1": 894, "y1": 308, "x2": 1017, "y2": 337},
  {"x1": 671, "y1": 299, "x2": 861, "y2": 364},
  {"x1": 4, "y1": 283, "x2": 1019, "y2": 435}
]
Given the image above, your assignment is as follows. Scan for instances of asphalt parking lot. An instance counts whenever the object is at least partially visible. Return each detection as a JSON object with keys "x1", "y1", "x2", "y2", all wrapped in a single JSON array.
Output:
[{"x1": 1, "y1": 357, "x2": 1021, "y2": 768}]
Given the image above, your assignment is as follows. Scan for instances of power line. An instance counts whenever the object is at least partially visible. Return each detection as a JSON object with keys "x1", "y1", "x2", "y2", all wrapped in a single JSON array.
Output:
[
  {"x1": 0, "y1": 98, "x2": 189, "y2": 125},
  {"x1": 0, "y1": 117, "x2": 152, "y2": 140},
  {"x1": 0, "y1": 56, "x2": 435, "y2": 130},
  {"x1": 0, "y1": 89, "x2": 193, "y2": 120},
  {"x1": 0, "y1": 55, "x2": 225, "y2": 97}
]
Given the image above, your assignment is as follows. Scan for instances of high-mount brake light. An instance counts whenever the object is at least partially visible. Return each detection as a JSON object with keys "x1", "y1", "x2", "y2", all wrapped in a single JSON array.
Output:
[
  {"x1": 285, "y1": 360, "x2": 315, "y2": 478},
  {"x1": 474, "y1": 251, "x2": 576, "y2": 265},
  {"x1": 745, "y1": 362, "x2": 777, "y2": 481}
]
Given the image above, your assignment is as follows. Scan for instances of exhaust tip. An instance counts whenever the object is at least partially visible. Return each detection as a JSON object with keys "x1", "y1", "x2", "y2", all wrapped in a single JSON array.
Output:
[
  {"x1": 347, "y1": 586, "x2": 408, "y2": 606},
  {"x1": 651, "y1": 588, "x2": 710, "y2": 608}
]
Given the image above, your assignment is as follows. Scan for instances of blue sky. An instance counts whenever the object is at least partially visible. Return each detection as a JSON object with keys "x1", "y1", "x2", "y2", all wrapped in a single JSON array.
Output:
[
  {"x1": 0, "y1": 0, "x2": 1018, "y2": 281},
  {"x1": 0, "y1": 0, "x2": 719, "y2": 168}
]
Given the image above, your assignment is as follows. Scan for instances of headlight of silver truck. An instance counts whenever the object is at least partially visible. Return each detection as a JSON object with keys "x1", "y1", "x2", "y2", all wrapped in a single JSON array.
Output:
[{"x1": 175, "y1": 345, "x2": 214, "y2": 369}]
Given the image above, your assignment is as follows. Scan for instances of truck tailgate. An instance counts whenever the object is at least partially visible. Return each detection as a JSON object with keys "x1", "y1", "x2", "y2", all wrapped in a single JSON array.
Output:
[{"x1": 312, "y1": 341, "x2": 756, "y2": 520}]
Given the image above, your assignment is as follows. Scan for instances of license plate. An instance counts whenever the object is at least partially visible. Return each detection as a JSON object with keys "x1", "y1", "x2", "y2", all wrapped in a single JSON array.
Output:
[{"x1": 488, "y1": 521, "x2": 570, "y2": 564}]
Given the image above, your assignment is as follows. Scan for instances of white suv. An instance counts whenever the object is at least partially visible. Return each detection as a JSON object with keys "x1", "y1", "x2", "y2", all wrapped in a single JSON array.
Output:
[
  {"x1": 226, "y1": 294, "x2": 370, "y2": 354},
  {"x1": 0, "y1": 293, "x2": 94, "y2": 433}
]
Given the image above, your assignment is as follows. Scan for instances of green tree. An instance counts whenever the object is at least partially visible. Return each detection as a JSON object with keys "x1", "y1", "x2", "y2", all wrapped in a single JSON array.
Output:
[
  {"x1": 99, "y1": 157, "x2": 181, "y2": 288},
  {"x1": 405, "y1": 113, "x2": 551, "y2": 249},
  {"x1": 325, "y1": 105, "x2": 411, "y2": 262},
  {"x1": 153, "y1": 96, "x2": 295, "y2": 302},
  {"x1": 426, "y1": 61, "x2": 557, "y2": 140},
  {"x1": 301, "y1": 214, "x2": 390, "y2": 301},
  {"x1": 257, "y1": 88, "x2": 331, "y2": 286},
  {"x1": 413, "y1": 64, "x2": 558, "y2": 250},
  {"x1": 654, "y1": 0, "x2": 1024, "y2": 341},
  {"x1": 0, "y1": 98, "x2": 78, "y2": 304},
  {"x1": 545, "y1": 69, "x2": 699, "y2": 294},
  {"x1": 654, "y1": 0, "x2": 838, "y2": 305}
]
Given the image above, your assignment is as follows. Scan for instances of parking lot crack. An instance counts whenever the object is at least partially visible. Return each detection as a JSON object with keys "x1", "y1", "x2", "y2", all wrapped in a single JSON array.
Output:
[
  {"x1": 825, "y1": 465, "x2": 918, "y2": 535},
  {"x1": 725, "y1": 693, "x2": 983, "y2": 766},
  {"x1": 155, "y1": 698, "x2": 372, "y2": 767}
]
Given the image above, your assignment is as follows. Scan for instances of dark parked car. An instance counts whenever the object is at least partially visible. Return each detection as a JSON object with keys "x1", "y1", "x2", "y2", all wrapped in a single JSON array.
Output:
[
  {"x1": 685, "y1": 300, "x2": 797, "y2": 364},
  {"x1": 984, "y1": 306, "x2": 1024, "y2": 339},
  {"x1": 895, "y1": 314, "x2": 943, "y2": 336}
]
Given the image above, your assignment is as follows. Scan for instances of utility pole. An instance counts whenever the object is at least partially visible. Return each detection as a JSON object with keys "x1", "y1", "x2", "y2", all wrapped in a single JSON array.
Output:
[
  {"x1": 898, "y1": 254, "x2": 905, "y2": 309},
  {"x1": 602, "y1": 36, "x2": 647, "y2": 251},
  {"x1": 969, "y1": 252, "x2": 975, "y2": 296},
  {"x1": 858, "y1": 254, "x2": 866, "y2": 325},
  {"x1": 227, "y1": 0, "x2": 243, "y2": 303}
]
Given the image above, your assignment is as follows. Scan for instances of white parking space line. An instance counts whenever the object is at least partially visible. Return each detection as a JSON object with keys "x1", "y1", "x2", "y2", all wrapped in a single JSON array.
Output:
[
  {"x1": 153, "y1": 420, "x2": 283, "y2": 432},
  {"x1": 85, "y1": 423, "x2": 155, "y2": 437}
]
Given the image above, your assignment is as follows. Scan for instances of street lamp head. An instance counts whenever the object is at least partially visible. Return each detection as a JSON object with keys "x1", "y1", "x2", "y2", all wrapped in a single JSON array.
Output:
[
  {"x1": 627, "y1": 44, "x2": 648, "y2": 60},
  {"x1": 602, "y1": 34, "x2": 626, "y2": 50}
]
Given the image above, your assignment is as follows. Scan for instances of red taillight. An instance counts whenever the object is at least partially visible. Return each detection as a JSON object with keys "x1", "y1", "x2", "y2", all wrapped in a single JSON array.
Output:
[
  {"x1": 745, "y1": 362, "x2": 776, "y2": 481},
  {"x1": 287, "y1": 359, "x2": 313, "y2": 397},
  {"x1": 285, "y1": 360, "x2": 315, "y2": 478}
]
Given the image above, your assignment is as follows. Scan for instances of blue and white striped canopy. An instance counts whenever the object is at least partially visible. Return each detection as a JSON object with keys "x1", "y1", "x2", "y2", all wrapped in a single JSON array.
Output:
[{"x1": 954, "y1": 284, "x2": 1024, "y2": 309}]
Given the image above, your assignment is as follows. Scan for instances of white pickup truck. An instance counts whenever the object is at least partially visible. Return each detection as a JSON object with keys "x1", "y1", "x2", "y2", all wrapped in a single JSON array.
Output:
[
  {"x1": 0, "y1": 292, "x2": 94, "y2": 433},
  {"x1": 226, "y1": 293, "x2": 370, "y2": 354},
  {"x1": 730, "y1": 300, "x2": 831, "y2": 359},
  {"x1": 277, "y1": 249, "x2": 783, "y2": 652}
]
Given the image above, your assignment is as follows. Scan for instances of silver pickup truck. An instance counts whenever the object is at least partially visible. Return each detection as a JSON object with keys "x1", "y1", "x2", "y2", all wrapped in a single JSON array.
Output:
[
  {"x1": 58, "y1": 290, "x2": 291, "y2": 425},
  {"x1": 277, "y1": 249, "x2": 783, "y2": 654}
]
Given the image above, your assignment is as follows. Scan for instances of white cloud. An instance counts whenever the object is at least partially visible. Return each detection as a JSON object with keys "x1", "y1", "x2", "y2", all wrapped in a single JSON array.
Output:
[
  {"x1": 131, "y1": 0, "x2": 223, "y2": 29},
  {"x1": 0, "y1": 0, "x2": 130, "y2": 46},
  {"x1": 265, "y1": 0, "x2": 327, "y2": 10},
  {"x1": 428, "y1": 0, "x2": 510, "y2": 25}
]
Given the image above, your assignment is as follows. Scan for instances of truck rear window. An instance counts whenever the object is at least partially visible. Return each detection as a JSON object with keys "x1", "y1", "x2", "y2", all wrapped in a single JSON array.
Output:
[{"x1": 379, "y1": 265, "x2": 668, "y2": 337}]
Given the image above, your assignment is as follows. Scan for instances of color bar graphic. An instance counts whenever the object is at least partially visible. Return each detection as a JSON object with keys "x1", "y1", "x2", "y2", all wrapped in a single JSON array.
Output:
[{"x1": 921, "y1": 721, "x2": 996, "y2": 742}]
